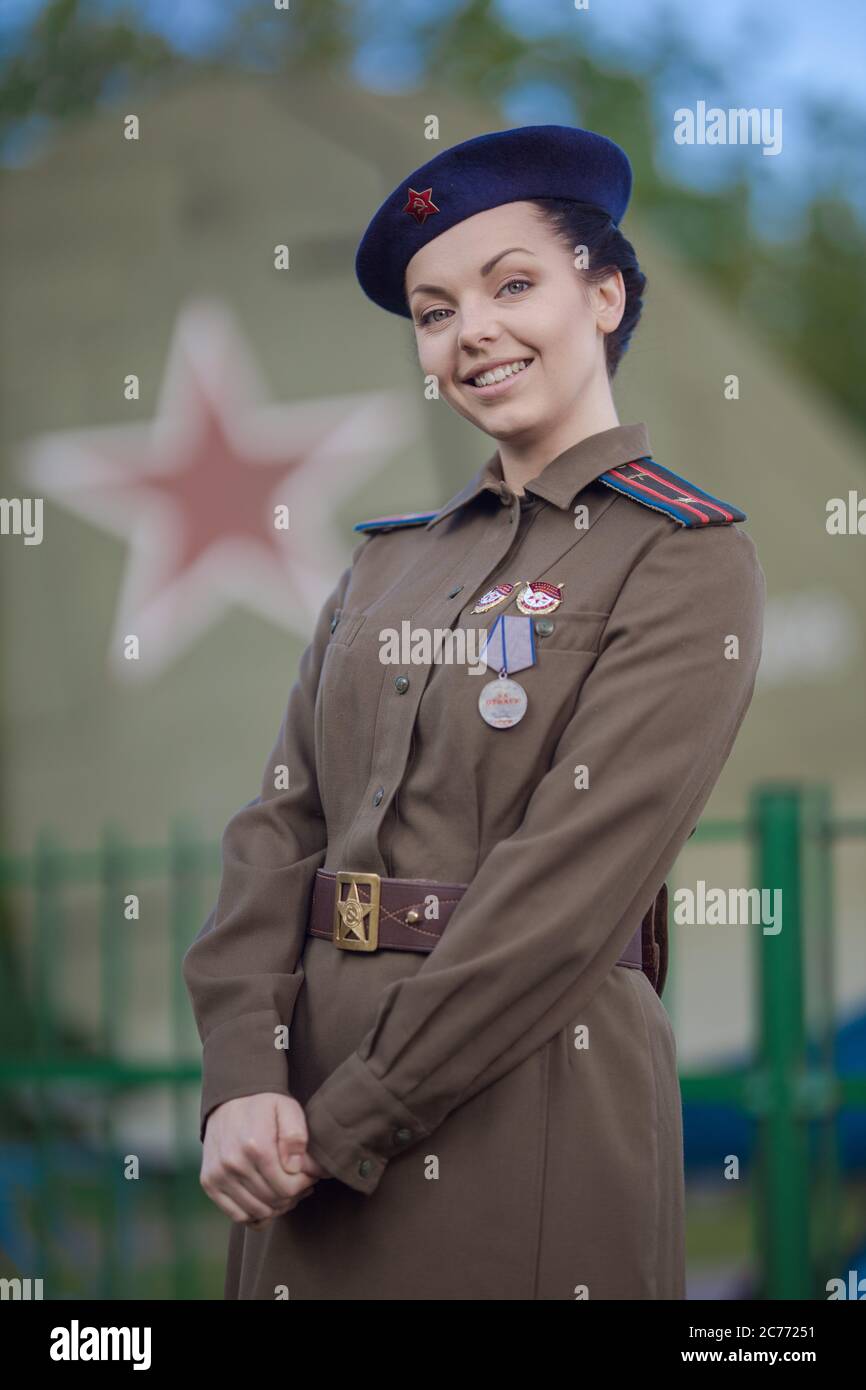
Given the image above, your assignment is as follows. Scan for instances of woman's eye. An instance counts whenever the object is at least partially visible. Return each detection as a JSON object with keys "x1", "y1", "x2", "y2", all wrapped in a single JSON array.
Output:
[
  {"x1": 418, "y1": 278, "x2": 530, "y2": 326},
  {"x1": 419, "y1": 306, "x2": 451, "y2": 327},
  {"x1": 499, "y1": 277, "x2": 531, "y2": 296}
]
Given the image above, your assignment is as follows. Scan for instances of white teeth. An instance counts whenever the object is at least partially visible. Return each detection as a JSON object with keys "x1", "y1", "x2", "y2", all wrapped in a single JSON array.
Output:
[{"x1": 471, "y1": 359, "x2": 529, "y2": 387}]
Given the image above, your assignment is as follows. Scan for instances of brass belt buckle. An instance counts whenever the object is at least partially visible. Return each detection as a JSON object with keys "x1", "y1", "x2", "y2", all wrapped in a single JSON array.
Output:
[{"x1": 333, "y1": 870, "x2": 381, "y2": 951}]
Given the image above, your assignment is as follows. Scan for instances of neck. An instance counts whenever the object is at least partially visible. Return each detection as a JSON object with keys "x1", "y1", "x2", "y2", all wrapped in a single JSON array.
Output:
[{"x1": 496, "y1": 380, "x2": 620, "y2": 495}]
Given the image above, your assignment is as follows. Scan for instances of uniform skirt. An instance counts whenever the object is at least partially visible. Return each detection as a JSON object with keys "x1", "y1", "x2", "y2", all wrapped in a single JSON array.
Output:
[{"x1": 222, "y1": 930, "x2": 686, "y2": 1301}]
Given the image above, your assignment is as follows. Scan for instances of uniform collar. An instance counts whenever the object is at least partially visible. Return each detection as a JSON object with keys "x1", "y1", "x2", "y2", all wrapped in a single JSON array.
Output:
[{"x1": 424, "y1": 422, "x2": 652, "y2": 529}]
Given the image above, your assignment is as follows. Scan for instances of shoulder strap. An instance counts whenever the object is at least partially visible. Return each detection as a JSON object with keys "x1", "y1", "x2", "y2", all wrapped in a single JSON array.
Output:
[
  {"x1": 599, "y1": 456, "x2": 746, "y2": 527},
  {"x1": 352, "y1": 510, "x2": 439, "y2": 534}
]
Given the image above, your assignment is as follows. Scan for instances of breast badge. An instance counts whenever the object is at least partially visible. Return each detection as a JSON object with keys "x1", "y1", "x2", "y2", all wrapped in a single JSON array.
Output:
[
  {"x1": 515, "y1": 580, "x2": 565, "y2": 615},
  {"x1": 470, "y1": 580, "x2": 521, "y2": 614}
]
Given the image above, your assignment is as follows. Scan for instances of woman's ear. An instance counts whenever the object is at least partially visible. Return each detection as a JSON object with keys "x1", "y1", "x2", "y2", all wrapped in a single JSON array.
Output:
[{"x1": 592, "y1": 269, "x2": 626, "y2": 336}]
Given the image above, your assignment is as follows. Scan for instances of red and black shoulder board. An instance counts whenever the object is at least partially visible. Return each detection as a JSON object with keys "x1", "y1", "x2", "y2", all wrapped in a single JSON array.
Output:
[
  {"x1": 353, "y1": 509, "x2": 438, "y2": 534},
  {"x1": 599, "y1": 456, "x2": 746, "y2": 527}
]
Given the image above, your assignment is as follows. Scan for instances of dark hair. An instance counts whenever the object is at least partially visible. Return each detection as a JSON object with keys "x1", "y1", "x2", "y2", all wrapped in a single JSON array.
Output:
[{"x1": 526, "y1": 199, "x2": 646, "y2": 377}]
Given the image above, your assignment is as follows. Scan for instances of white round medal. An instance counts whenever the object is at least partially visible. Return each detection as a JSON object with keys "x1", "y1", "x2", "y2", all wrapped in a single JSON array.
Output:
[{"x1": 478, "y1": 675, "x2": 528, "y2": 729}]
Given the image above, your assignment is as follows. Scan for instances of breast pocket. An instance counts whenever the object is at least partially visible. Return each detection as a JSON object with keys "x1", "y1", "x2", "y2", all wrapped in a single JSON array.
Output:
[
  {"x1": 327, "y1": 607, "x2": 368, "y2": 649},
  {"x1": 529, "y1": 610, "x2": 609, "y2": 655}
]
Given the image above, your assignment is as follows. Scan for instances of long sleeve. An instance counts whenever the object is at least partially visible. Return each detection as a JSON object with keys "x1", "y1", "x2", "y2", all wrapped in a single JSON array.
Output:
[
  {"x1": 182, "y1": 545, "x2": 365, "y2": 1142},
  {"x1": 301, "y1": 522, "x2": 766, "y2": 1195}
]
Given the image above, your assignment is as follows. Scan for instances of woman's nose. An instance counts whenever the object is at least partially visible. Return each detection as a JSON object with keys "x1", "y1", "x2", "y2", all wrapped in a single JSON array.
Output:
[
  {"x1": 454, "y1": 289, "x2": 506, "y2": 347},
  {"x1": 458, "y1": 311, "x2": 500, "y2": 351}
]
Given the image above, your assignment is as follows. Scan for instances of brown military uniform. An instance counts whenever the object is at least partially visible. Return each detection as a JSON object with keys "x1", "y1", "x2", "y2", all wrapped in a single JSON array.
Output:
[{"x1": 182, "y1": 421, "x2": 765, "y2": 1300}]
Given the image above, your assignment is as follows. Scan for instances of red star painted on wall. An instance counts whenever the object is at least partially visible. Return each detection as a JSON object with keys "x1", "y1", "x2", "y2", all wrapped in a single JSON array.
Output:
[{"x1": 19, "y1": 298, "x2": 419, "y2": 681}]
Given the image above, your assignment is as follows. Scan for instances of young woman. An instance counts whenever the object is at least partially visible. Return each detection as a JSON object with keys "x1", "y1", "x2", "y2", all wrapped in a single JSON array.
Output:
[{"x1": 183, "y1": 125, "x2": 765, "y2": 1300}]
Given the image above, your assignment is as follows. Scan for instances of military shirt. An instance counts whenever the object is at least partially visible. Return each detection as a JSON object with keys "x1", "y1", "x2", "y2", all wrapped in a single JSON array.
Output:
[{"x1": 182, "y1": 421, "x2": 765, "y2": 1204}]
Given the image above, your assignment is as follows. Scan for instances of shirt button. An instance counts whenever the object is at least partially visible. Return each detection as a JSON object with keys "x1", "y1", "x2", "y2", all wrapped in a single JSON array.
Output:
[
  {"x1": 372, "y1": 786, "x2": 384, "y2": 806},
  {"x1": 358, "y1": 1158, "x2": 373, "y2": 1178},
  {"x1": 447, "y1": 583, "x2": 464, "y2": 598},
  {"x1": 329, "y1": 613, "x2": 339, "y2": 633},
  {"x1": 394, "y1": 1128, "x2": 412, "y2": 1144},
  {"x1": 394, "y1": 674, "x2": 410, "y2": 693},
  {"x1": 534, "y1": 618, "x2": 555, "y2": 637}
]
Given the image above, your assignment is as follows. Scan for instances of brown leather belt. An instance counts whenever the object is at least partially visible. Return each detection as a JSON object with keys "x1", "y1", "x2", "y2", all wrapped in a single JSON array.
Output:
[{"x1": 308, "y1": 869, "x2": 668, "y2": 994}]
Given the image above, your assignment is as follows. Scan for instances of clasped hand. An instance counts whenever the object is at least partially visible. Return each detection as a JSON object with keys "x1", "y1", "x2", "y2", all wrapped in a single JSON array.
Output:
[{"x1": 200, "y1": 1093, "x2": 330, "y2": 1229}]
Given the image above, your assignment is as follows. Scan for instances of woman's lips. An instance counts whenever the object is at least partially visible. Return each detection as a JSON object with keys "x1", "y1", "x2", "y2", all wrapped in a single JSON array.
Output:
[{"x1": 461, "y1": 359, "x2": 534, "y2": 399}]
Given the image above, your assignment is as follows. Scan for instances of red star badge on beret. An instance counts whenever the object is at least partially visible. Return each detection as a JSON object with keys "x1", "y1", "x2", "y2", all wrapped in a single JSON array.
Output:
[{"x1": 403, "y1": 187, "x2": 440, "y2": 225}]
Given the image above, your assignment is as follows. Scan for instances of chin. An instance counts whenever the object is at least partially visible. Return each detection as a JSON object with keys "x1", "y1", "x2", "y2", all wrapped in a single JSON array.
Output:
[
  {"x1": 478, "y1": 407, "x2": 543, "y2": 441},
  {"x1": 446, "y1": 389, "x2": 541, "y2": 438}
]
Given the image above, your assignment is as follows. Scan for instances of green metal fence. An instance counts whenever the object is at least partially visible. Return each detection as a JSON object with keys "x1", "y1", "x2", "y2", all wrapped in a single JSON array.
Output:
[
  {"x1": 680, "y1": 784, "x2": 866, "y2": 1299},
  {"x1": 0, "y1": 783, "x2": 864, "y2": 1299}
]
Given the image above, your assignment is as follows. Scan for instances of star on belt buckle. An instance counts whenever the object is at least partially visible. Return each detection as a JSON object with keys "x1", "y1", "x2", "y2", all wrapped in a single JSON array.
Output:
[{"x1": 333, "y1": 871, "x2": 380, "y2": 951}]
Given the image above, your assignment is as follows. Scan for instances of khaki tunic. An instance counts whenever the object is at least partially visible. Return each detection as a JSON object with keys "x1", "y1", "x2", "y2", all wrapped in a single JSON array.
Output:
[{"x1": 182, "y1": 421, "x2": 765, "y2": 1300}]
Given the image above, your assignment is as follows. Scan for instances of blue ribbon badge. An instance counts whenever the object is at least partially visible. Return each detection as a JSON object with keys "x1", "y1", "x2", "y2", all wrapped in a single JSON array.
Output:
[
  {"x1": 480, "y1": 613, "x2": 536, "y2": 677},
  {"x1": 477, "y1": 614, "x2": 536, "y2": 729}
]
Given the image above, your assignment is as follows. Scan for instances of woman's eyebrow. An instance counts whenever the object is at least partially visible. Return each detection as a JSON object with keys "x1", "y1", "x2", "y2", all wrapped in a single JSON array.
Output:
[{"x1": 408, "y1": 246, "x2": 538, "y2": 301}]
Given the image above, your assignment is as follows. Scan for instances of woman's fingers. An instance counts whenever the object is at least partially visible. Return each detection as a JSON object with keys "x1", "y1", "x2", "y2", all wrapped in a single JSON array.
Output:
[
  {"x1": 207, "y1": 1152, "x2": 317, "y2": 1216},
  {"x1": 245, "y1": 1183, "x2": 319, "y2": 1230},
  {"x1": 205, "y1": 1181, "x2": 275, "y2": 1225},
  {"x1": 200, "y1": 1094, "x2": 322, "y2": 1223},
  {"x1": 219, "y1": 1135, "x2": 310, "y2": 1206}
]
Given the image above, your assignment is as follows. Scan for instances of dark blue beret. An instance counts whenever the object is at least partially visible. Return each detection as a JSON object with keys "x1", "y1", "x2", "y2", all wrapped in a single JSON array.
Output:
[{"x1": 355, "y1": 124, "x2": 632, "y2": 318}]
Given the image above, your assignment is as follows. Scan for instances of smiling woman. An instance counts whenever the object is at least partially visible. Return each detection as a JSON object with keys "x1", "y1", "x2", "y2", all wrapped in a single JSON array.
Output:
[{"x1": 183, "y1": 124, "x2": 765, "y2": 1302}]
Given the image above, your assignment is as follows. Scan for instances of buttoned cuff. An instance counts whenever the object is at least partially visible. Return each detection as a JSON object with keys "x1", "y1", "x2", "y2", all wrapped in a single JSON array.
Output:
[
  {"x1": 199, "y1": 1009, "x2": 290, "y2": 1142},
  {"x1": 302, "y1": 1052, "x2": 428, "y2": 1196}
]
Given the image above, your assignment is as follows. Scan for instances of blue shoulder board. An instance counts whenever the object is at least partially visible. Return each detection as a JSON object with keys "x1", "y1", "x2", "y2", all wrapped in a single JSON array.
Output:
[
  {"x1": 353, "y1": 509, "x2": 438, "y2": 534},
  {"x1": 598, "y1": 456, "x2": 746, "y2": 527}
]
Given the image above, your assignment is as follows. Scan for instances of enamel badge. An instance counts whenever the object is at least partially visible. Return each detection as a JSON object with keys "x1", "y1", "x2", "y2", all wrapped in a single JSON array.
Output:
[
  {"x1": 470, "y1": 580, "x2": 520, "y2": 614},
  {"x1": 403, "y1": 187, "x2": 440, "y2": 225},
  {"x1": 515, "y1": 580, "x2": 565, "y2": 615}
]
